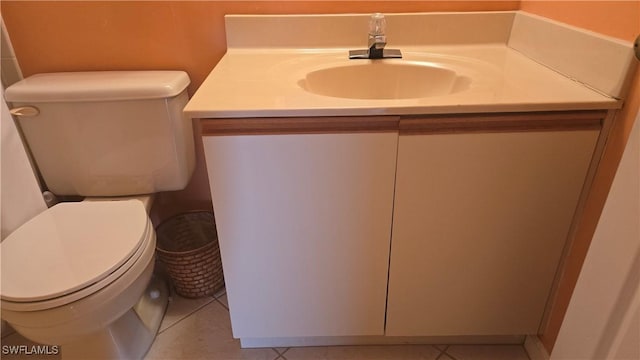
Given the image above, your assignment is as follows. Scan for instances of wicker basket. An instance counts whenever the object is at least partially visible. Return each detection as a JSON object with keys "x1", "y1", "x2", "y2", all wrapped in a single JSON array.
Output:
[{"x1": 155, "y1": 211, "x2": 224, "y2": 298}]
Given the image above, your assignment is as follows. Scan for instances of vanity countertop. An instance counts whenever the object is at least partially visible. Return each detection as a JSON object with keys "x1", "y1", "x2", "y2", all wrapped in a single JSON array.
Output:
[
  {"x1": 184, "y1": 12, "x2": 633, "y2": 119},
  {"x1": 185, "y1": 45, "x2": 618, "y2": 119}
]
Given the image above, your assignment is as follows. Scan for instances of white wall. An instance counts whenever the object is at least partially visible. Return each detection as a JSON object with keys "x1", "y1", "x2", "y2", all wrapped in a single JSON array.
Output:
[
  {"x1": 1, "y1": 85, "x2": 47, "y2": 240},
  {"x1": 1, "y1": 19, "x2": 47, "y2": 335},
  {"x1": 551, "y1": 112, "x2": 640, "y2": 360},
  {"x1": 1, "y1": 16, "x2": 47, "y2": 240},
  {"x1": 1, "y1": 18, "x2": 23, "y2": 89}
]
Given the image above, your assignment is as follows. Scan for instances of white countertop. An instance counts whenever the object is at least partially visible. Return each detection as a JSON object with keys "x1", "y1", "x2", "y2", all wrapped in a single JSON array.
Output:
[
  {"x1": 185, "y1": 12, "x2": 632, "y2": 119},
  {"x1": 185, "y1": 45, "x2": 617, "y2": 119}
]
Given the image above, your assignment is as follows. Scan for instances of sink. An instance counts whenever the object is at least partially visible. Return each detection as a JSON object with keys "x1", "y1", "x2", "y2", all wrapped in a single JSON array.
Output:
[{"x1": 299, "y1": 62, "x2": 471, "y2": 100}]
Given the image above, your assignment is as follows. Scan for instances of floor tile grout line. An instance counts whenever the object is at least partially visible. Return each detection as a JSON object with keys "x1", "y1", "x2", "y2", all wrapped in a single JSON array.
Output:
[
  {"x1": 445, "y1": 351, "x2": 460, "y2": 360},
  {"x1": 1, "y1": 331, "x2": 17, "y2": 340},
  {"x1": 214, "y1": 289, "x2": 227, "y2": 299},
  {"x1": 435, "y1": 344, "x2": 450, "y2": 360},
  {"x1": 158, "y1": 295, "x2": 218, "y2": 334},
  {"x1": 215, "y1": 296, "x2": 229, "y2": 310},
  {"x1": 442, "y1": 345, "x2": 462, "y2": 360}
]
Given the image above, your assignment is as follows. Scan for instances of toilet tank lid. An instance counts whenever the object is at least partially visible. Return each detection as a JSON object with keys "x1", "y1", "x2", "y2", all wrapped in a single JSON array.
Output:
[{"x1": 4, "y1": 71, "x2": 190, "y2": 102}]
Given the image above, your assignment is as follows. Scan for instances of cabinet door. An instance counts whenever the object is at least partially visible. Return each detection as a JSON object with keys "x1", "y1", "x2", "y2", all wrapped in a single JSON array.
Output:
[
  {"x1": 386, "y1": 129, "x2": 599, "y2": 336},
  {"x1": 203, "y1": 132, "x2": 397, "y2": 339}
]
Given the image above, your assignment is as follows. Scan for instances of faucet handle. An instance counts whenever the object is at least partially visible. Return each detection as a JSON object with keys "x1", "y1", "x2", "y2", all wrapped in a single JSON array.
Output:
[
  {"x1": 369, "y1": 13, "x2": 386, "y2": 36},
  {"x1": 349, "y1": 13, "x2": 401, "y2": 60}
]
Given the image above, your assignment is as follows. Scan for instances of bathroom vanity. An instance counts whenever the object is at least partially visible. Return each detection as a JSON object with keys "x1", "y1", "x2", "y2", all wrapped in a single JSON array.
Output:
[{"x1": 184, "y1": 12, "x2": 636, "y2": 347}]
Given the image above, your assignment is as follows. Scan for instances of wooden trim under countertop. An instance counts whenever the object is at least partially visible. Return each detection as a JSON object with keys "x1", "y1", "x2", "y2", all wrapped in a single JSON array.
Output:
[
  {"x1": 200, "y1": 116, "x2": 400, "y2": 135},
  {"x1": 399, "y1": 110, "x2": 606, "y2": 135},
  {"x1": 200, "y1": 111, "x2": 606, "y2": 136}
]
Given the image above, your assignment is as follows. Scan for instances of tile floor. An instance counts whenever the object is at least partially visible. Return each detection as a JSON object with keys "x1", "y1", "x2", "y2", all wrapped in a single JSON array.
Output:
[{"x1": 2, "y1": 287, "x2": 532, "y2": 360}]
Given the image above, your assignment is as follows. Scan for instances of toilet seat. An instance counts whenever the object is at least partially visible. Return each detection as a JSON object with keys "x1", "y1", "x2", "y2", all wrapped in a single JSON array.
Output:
[{"x1": 0, "y1": 200, "x2": 152, "y2": 310}]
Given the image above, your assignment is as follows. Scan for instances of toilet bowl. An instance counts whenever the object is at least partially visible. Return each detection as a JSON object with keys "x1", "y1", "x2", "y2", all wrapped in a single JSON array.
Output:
[
  {"x1": 0, "y1": 199, "x2": 167, "y2": 358},
  {"x1": 1, "y1": 71, "x2": 194, "y2": 359}
]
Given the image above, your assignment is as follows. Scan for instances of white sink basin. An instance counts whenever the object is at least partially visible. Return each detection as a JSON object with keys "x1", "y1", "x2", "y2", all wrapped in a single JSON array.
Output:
[{"x1": 299, "y1": 62, "x2": 471, "y2": 100}]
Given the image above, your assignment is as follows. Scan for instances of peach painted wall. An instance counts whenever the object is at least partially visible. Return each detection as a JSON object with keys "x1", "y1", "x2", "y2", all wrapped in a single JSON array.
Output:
[
  {"x1": 1, "y1": 1, "x2": 519, "y2": 97},
  {"x1": 0, "y1": 0, "x2": 519, "y2": 223},
  {"x1": 520, "y1": 0, "x2": 640, "y2": 354},
  {"x1": 521, "y1": 0, "x2": 639, "y2": 42}
]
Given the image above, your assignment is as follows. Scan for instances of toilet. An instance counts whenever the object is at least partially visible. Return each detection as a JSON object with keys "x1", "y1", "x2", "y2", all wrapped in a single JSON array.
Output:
[{"x1": 1, "y1": 71, "x2": 195, "y2": 359}]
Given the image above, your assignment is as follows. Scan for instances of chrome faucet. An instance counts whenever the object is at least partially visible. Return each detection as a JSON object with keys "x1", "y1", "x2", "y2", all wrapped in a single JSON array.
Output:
[{"x1": 349, "y1": 13, "x2": 402, "y2": 60}]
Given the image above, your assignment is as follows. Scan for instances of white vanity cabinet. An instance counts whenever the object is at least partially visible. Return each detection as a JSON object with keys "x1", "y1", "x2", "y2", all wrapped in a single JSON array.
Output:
[
  {"x1": 201, "y1": 117, "x2": 399, "y2": 340},
  {"x1": 200, "y1": 111, "x2": 605, "y2": 343},
  {"x1": 386, "y1": 112, "x2": 603, "y2": 336}
]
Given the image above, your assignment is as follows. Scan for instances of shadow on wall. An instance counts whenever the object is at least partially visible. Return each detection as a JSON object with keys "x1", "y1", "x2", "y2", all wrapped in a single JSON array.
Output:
[{"x1": 150, "y1": 119, "x2": 214, "y2": 227}]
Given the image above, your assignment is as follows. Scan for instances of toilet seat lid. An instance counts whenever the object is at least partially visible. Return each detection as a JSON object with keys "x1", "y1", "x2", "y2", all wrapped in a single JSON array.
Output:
[{"x1": 1, "y1": 200, "x2": 149, "y2": 302}]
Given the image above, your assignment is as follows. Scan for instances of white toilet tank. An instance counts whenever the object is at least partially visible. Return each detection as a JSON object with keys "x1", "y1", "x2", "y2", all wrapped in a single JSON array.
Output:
[{"x1": 5, "y1": 71, "x2": 195, "y2": 196}]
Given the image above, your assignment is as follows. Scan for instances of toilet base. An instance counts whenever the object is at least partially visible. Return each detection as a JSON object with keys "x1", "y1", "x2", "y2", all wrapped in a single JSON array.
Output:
[{"x1": 59, "y1": 275, "x2": 169, "y2": 360}]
